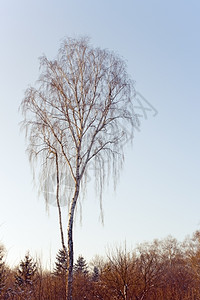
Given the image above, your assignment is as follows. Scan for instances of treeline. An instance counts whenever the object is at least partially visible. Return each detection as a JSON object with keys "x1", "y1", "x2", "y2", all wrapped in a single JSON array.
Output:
[{"x1": 1, "y1": 231, "x2": 200, "y2": 299}]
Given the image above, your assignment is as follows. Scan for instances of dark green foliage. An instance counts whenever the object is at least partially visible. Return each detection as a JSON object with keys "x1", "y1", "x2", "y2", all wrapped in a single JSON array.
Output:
[
  {"x1": 74, "y1": 255, "x2": 88, "y2": 276},
  {"x1": 53, "y1": 249, "x2": 67, "y2": 300},
  {"x1": 92, "y1": 266, "x2": 99, "y2": 282},
  {"x1": 15, "y1": 252, "x2": 37, "y2": 296},
  {"x1": 54, "y1": 249, "x2": 67, "y2": 277}
]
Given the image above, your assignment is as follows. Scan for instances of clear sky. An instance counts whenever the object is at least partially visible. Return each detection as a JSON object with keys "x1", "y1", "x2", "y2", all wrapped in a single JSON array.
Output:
[{"x1": 0, "y1": 0, "x2": 200, "y2": 268}]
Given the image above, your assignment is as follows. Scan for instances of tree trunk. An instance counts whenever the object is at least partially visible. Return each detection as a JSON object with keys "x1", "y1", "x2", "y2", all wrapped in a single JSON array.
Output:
[
  {"x1": 55, "y1": 153, "x2": 66, "y2": 253},
  {"x1": 67, "y1": 182, "x2": 80, "y2": 300}
]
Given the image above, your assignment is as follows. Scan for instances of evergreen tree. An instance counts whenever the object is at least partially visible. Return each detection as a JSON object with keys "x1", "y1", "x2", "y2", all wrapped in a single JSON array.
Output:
[
  {"x1": 15, "y1": 252, "x2": 37, "y2": 297},
  {"x1": 74, "y1": 256, "x2": 88, "y2": 276},
  {"x1": 53, "y1": 249, "x2": 68, "y2": 299},
  {"x1": 92, "y1": 266, "x2": 99, "y2": 282},
  {"x1": 73, "y1": 256, "x2": 90, "y2": 299},
  {"x1": 54, "y1": 249, "x2": 68, "y2": 277}
]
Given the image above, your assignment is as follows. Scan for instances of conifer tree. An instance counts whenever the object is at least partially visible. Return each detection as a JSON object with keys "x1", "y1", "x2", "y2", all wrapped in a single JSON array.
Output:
[
  {"x1": 92, "y1": 266, "x2": 99, "y2": 282},
  {"x1": 53, "y1": 249, "x2": 68, "y2": 299},
  {"x1": 74, "y1": 256, "x2": 88, "y2": 276},
  {"x1": 54, "y1": 249, "x2": 68, "y2": 277},
  {"x1": 15, "y1": 252, "x2": 37, "y2": 298}
]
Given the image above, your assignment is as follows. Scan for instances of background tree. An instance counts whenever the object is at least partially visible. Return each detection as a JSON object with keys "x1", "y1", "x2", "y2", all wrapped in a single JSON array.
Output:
[
  {"x1": 73, "y1": 256, "x2": 90, "y2": 299},
  {"x1": 74, "y1": 255, "x2": 88, "y2": 276},
  {"x1": 184, "y1": 231, "x2": 200, "y2": 299},
  {"x1": 20, "y1": 36, "x2": 138, "y2": 299},
  {"x1": 134, "y1": 240, "x2": 165, "y2": 300},
  {"x1": 54, "y1": 249, "x2": 68, "y2": 277},
  {"x1": 1, "y1": 233, "x2": 200, "y2": 299},
  {"x1": 15, "y1": 252, "x2": 37, "y2": 299},
  {"x1": 0, "y1": 245, "x2": 6, "y2": 297},
  {"x1": 91, "y1": 266, "x2": 99, "y2": 282},
  {"x1": 101, "y1": 246, "x2": 137, "y2": 300},
  {"x1": 53, "y1": 249, "x2": 68, "y2": 300}
]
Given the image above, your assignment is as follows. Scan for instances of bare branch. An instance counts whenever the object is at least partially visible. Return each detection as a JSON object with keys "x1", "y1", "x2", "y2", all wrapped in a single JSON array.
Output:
[{"x1": 20, "y1": 37, "x2": 138, "y2": 300}]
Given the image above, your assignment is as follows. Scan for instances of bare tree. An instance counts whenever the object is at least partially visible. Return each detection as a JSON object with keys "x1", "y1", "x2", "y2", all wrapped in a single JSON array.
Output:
[
  {"x1": 20, "y1": 37, "x2": 138, "y2": 300},
  {"x1": 102, "y1": 245, "x2": 137, "y2": 300},
  {"x1": 0, "y1": 244, "x2": 6, "y2": 296}
]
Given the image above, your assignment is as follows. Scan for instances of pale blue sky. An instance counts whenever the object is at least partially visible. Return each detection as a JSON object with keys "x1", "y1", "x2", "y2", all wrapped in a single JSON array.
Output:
[{"x1": 0, "y1": 0, "x2": 200, "y2": 268}]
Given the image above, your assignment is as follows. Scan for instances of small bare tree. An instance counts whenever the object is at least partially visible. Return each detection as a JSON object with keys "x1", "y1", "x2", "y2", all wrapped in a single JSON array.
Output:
[{"x1": 20, "y1": 37, "x2": 138, "y2": 300}]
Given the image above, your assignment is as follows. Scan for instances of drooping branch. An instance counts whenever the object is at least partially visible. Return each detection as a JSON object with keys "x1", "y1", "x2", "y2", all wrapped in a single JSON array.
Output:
[{"x1": 20, "y1": 37, "x2": 138, "y2": 300}]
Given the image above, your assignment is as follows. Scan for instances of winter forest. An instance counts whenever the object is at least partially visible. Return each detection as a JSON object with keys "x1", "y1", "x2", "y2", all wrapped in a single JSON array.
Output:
[{"x1": 1, "y1": 231, "x2": 200, "y2": 299}]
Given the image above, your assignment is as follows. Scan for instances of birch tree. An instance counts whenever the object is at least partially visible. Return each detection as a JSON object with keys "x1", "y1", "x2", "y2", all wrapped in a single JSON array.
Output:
[{"x1": 20, "y1": 37, "x2": 138, "y2": 300}]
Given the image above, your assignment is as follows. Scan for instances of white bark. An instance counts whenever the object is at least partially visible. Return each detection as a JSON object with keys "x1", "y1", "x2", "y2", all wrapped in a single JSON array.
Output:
[
  {"x1": 67, "y1": 181, "x2": 80, "y2": 300},
  {"x1": 20, "y1": 37, "x2": 138, "y2": 300}
]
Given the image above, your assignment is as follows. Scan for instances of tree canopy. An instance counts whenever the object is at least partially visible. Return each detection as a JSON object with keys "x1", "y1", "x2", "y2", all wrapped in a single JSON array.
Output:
[{"x1": 20, "y1": 37, "x2": 138, "y2": 300}]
